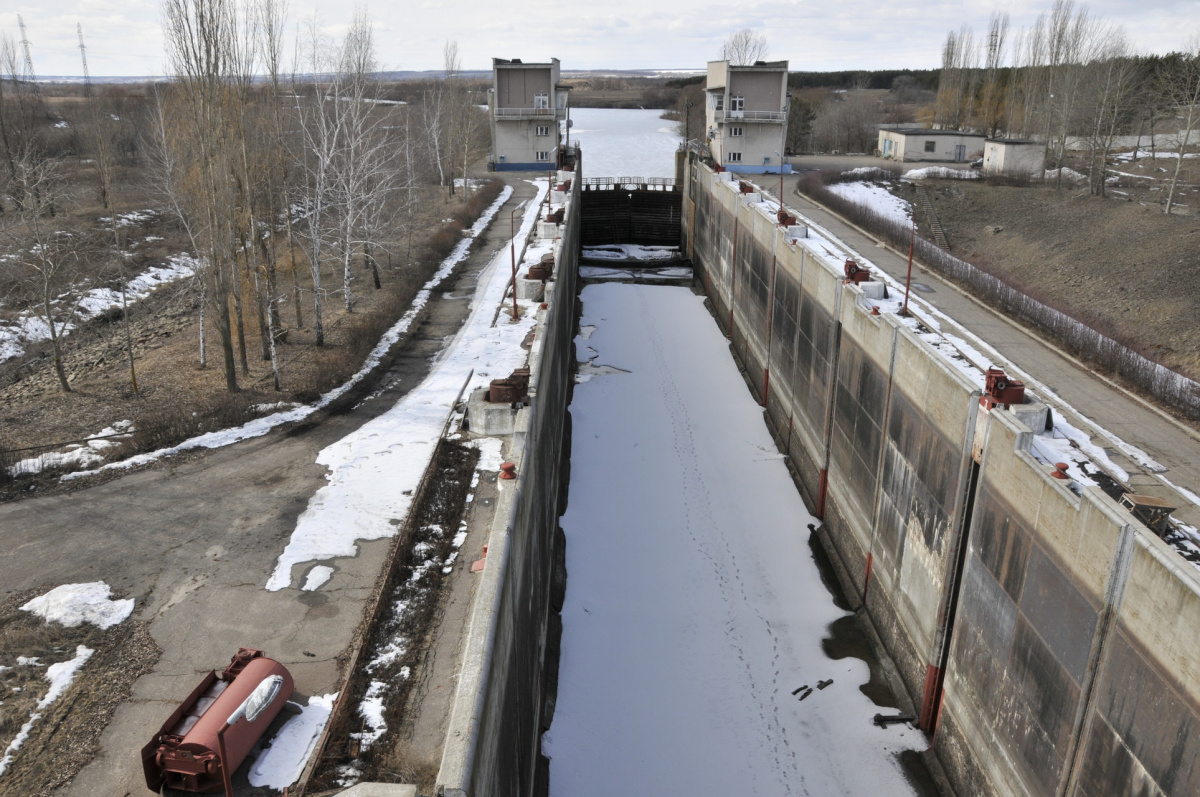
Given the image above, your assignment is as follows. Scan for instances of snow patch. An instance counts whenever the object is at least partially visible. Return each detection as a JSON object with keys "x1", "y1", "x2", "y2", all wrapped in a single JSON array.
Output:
[
  {"x1": 247, "y1": 693, "x2": 337, "y2": 790},
  {"x1": 263, "y1": 182, "x2": 543, "y2": 591},
  {"x1": 21, "y1": 582, "x2": 134, "y2": 629},
  {"x1": 65, "y1": 187, "x2": 515, "y2": 484}
]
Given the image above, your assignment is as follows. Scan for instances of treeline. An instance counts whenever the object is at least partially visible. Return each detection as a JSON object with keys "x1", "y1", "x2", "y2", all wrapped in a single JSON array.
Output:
[
  {"x1": 0, "y1": 1, "x2": 491, "y2": 398},
  {"x1": 933, "y1": 0, "x2": 1200, "y2": 205},
  {"x1": 788, "y1": 69, "x2": 940, "y2": 91}
]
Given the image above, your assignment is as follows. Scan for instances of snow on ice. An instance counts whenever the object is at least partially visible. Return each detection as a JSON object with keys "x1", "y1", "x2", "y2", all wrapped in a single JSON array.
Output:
[
  {"x1": 20, "y1": 582, "x2": 134, "y2": 629},
  {"x1": 247, "y1": 694, "x2": 337, "y2": 790},
  {"x1": 544, "y1": 283, "x2": 924, "y2": 796},
  {"x1": 264, "y1": 181, "x2": 545, "y2": 591}
]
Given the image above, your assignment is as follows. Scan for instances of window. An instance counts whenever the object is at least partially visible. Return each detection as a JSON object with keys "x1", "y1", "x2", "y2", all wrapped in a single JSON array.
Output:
[
  {"x1": 714, "y1": 94, "x2": 724, "y2": 111},
  {"x1": 730, "y1": 95, "x2": 745, "y2": 111},
  {"x1": 924, "y1": 140, "x2": 936, "y2": 152},
  {"x1": 727, "y1": 151, "x2": 742, "y2": 163},
  {"x1": 729, "y1": 126, "x2": 744, "y2": 137},
  {"x1": 536, "y1": 150, "x2": 550, "y2": 162},
  {"x1": 536, "y1": 125, "x2": 550, "y2": 136},
  {"x1": 534, "y1": 93, "x2": 549, "y2": 109}
]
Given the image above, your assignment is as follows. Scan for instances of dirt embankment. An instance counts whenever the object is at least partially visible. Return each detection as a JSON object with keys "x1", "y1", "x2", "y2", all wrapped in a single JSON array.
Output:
[{"x1": 905, "y1": 176, "x2": 1200, "y2": 381}]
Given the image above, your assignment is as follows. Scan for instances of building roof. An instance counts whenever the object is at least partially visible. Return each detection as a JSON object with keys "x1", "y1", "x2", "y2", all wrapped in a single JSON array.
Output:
[
  {"x1": 985, "y1": 138, "x2": 1040, "y2": 145},
  {"x1": 493, "y1": 57, "x2": 559, "y2": 68},
  {"x1": 885, "y1": 128, "x2": 986, "y2": 138}
]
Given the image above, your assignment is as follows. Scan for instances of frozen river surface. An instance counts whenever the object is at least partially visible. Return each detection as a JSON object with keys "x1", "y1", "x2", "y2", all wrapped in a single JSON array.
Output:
[
  {"x1": 567, "y1": 107, "x2": 679, "y2": 178},
  {"x1": 544, "y1": 283, "x2": 924, "y2": 796}
]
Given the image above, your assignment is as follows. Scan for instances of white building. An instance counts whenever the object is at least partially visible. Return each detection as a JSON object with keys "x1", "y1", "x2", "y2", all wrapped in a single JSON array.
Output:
[
  {"x1": 982, "y1": 139, "x2": 1045, "y2": 177},
  {"x1": 705, "y1": 60, "x2": 791, "y2": 174},
  {"x1": 489, "y1": 58, "x2": 569, "y2": 171},
  {"x1": 878, "y1": 128, "x2": 986, "y2": 163}
]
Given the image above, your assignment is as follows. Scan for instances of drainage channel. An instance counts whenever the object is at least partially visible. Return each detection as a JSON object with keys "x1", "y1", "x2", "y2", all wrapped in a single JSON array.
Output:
[{"x1": 544, "y1": 278, "x2": 940, "y2": 795}]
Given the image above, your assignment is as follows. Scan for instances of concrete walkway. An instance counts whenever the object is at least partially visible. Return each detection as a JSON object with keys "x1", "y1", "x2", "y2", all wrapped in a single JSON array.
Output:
[{"x1": 776, "y1": 175, "x2": 1200, "y2": 528}]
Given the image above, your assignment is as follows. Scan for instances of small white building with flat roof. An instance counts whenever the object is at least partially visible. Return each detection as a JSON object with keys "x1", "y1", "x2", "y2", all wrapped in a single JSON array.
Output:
[
  {"x1": 983, "y1": 139, "x2": 1046, "y2": 177},
  {"x1": 878, "y1": 128, "x2": 985, "y2": 163},
  {"x1": 705, "y1": 60, "x2": 791, "y2": 174}
]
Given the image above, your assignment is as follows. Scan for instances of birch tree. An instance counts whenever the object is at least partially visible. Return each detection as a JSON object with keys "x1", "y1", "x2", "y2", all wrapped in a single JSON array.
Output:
[{"x1": 1161, "y1": 40, "x2": 1200, "y2": 214}]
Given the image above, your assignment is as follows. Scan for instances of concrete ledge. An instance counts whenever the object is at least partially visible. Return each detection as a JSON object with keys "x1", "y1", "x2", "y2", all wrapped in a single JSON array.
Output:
[{"x1": 337, "y1": 784, "x2": 418, "y2": 797}]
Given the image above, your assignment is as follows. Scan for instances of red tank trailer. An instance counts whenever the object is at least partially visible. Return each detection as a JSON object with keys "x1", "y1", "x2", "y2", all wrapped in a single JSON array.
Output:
[{"x1": 141, "y1": 648, "x2": 293, "y2": 794}]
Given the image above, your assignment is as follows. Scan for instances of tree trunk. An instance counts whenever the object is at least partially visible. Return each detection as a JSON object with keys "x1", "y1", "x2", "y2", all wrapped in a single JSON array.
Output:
[
  {"x1": 231, "y1": 256, "x2": 249, "y2": 375},
  {"x1": 44, "y1": 297, "x2": 71, "y2": 393}
]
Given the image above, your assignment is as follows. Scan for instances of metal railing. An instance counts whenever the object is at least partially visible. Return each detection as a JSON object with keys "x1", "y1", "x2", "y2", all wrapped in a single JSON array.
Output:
[
  {"x1": 581, "y1": 176, "x2": 679, "y2": 191},
  {"x1": 714, "y1": 109, "x2": 786, "y2": 123},
  {"x1": 494, "y1": 107, "x2": 560, "y2": 119}
]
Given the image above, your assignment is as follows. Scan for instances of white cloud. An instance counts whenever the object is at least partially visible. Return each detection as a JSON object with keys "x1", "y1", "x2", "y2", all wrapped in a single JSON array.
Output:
[{"x1": 3, "y1": 0, "x2": 1197, "y2": 76}]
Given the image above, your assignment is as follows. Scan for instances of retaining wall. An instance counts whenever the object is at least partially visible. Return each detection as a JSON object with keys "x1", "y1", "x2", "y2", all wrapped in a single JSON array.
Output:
[
  {"x1": 436, "y1": 172, "x2": 580, "y2": 797},
  {"x1": 682, "y1": 154, "x2": 1200, "y2": 797}
]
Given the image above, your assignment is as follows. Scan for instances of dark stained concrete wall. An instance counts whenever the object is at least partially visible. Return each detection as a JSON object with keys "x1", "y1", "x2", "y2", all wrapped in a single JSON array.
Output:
[
  {"x1": 682, "y1": 155, "x2": 1200, "y2": 797},
  {"x1": 438, "y1": 173, "x2": 580, "y2": 797}
]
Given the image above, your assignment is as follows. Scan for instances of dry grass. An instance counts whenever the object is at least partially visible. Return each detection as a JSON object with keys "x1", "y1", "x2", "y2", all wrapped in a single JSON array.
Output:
[
  {"x1": 0, "y1": 177, "x2": 506, "y2": 493},
  {"x1": 0, "y1": 589, "x2": 160, "y2": 796}
]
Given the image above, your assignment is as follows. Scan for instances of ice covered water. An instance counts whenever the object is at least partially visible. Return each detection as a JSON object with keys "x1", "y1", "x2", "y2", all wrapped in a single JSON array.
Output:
[
  {"x1": 544, "y1": 283, "x2": 923, "y2": 796},
  {"x1": 566, "y1": 107, "x2": 679, "y2": 178}
]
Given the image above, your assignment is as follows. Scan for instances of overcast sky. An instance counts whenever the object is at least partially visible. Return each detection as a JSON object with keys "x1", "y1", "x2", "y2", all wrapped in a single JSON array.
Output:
[{"x1": 3, "y1": 0, "x2": 1198, "y2": 78}]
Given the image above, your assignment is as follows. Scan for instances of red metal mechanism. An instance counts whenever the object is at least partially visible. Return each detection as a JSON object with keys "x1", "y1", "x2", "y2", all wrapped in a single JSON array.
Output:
[
  {"x1": 918, "y1": 664, "x2": 942, "y2": 730},
  {"x1": 527, "y1": 252, "x2": 554, "y2": 282},
  {"x1": 843, "y1": 259, "x2": 870, "y2": 284},
  {"x1": 142, "y1": 649, "x2": 293, "y2": 794},
  {"x1": 776, "y1": 209, "x2": 796, "y2": 226},
  {"x1": 982, "y1": 367, "x2": 1025, "y2": 408},
  {"x1": 499, "y1": 462, "x2": 518, "y2": 480},
  {"x1": 738, "y1": 180, "x2": 755, "y2": 194},
  {"x1": 487, "y1": 367, "x2": 531, "y2": 405},
  {"x1": 546, "y1": 208, "x2": 564, "y2": 224},
  {"x1": 1052, "y1": 462, "x2": 1071, "y2": 480}
]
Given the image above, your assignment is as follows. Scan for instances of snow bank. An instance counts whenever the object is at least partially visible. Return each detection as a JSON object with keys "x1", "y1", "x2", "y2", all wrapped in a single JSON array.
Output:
[
  {"x1": 827, "y1": 181, "x2": 912, "y2": 225},
  {"x1": 0, "y1": 256, "x2": 197, "y2": 364},
  {"x1": 64, "y1": 186, "x2": 515, "y2": 484},
  {"x1": 1044, "y1": 167, "x2": 1088, "y2": 183},
  {"x1": 20, "y1": 582, "x2": 134, "y2": 629},
  {"x1": 902, "y1": 166, "x2": 980, "y2": 181},
  {"x1": 0, "y1": 645, "x2": 93, "y2": 778},
  {"x1": 9, "y1": 421, "x2": 134, "y2": 477},
  {"x1": 247, "y1": 693, "x2": 337, "y2": 790},
  {"x1": 264, "y1": 181, "x2": 544, "y2": 591}
]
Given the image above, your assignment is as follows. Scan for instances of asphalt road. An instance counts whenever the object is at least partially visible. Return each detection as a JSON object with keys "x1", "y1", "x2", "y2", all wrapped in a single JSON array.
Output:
[{"x1": 0, "y1": 178, "x2": 539, "y2": 797}]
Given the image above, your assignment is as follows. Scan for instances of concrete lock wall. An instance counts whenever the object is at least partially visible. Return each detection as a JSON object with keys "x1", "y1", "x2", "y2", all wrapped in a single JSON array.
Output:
[
  {"x1": 437, "y1": 172, "x2": 581, "y2": 797},
  {"x1": 681, "y1": 154, "x2": 1200, "y2": 797}
]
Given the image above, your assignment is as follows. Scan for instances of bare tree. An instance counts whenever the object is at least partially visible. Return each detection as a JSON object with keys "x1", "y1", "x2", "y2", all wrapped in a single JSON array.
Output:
[
  {"x1": 978, "y1": 12, "x2": 1010, "y2": 136},
  {"x1": 934, "y1": 26, "x2": 979, "y2": 130},
  {"x1": 721, "y1": 29, "x2": 769, "y2": 66},
  {"x1": 1, "y1": 153, "x2": 77, "y2": 392},
  {"x1": 160, "y1": 0, "x2": 246, "y2": 390},
  {"x1": 1077, "y1": 30, "x2": 1140, "y2": 196},
  {"x1": 1161, "y1": 39, "x2": 1200, "y2": 214},
  {"x1": 77, "y1": 23, "x2": 140, "y2": 394}
]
